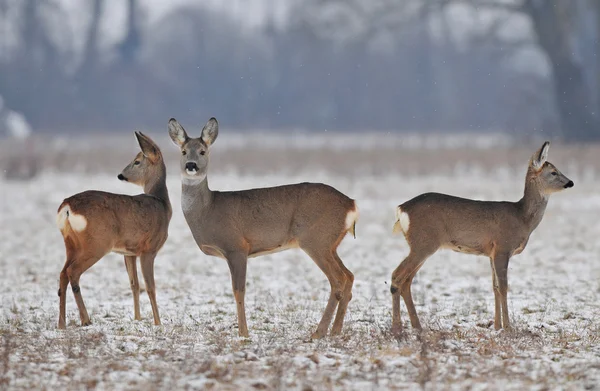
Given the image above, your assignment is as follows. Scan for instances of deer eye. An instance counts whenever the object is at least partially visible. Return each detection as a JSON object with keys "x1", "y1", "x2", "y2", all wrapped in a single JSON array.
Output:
[
  {"x1": 182, "y1": 150, "x2": 187, "y2": 156},
  {"x1": 200, "y1": 150, "x2": 206, "y2": 156},
  {"x1": 551, "y1": 172, "x2": 557, "y2": 176},
  {"x1": 134, "y1": 161, "x2": 140, "y2": 165}
]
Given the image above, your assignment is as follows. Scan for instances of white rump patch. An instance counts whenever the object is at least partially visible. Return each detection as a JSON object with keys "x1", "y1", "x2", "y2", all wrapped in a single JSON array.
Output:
[
  {"x1": 393, "y1": 206, "x2": 410, "y2": 234},
  {"x1": 69, "y1": 213, "x2": 87, "y2": 232},
  {"x1": 56, "y1": 206, "x2": 69, "y2": 231},
  {"x1": 56, "y1": 205, "x2": 87, "y2": 232},
  {"x1": 345, "y1": 205, "x2": 359, "y2": 231}
]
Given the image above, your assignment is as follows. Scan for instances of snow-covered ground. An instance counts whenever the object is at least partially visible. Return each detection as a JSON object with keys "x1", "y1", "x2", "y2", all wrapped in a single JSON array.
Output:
[{"x1": 1, "y1": 136, "x2": 599, "y2": 390}]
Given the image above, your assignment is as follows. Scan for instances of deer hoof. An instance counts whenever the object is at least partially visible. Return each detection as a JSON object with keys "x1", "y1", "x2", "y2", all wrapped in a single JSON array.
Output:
[{"x1": 311, "y1": 330, "x2": 327, "y2": 340}]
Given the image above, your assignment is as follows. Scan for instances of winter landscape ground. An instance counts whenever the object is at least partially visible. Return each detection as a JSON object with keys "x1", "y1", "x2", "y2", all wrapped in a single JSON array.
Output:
[{"x1": 1, "y1": 132, "x2": 599, "y2": 390}]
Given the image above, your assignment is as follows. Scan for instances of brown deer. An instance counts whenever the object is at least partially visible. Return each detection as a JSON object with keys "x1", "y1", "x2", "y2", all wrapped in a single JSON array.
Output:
[
  {"x1": 391, "y1": 141, "x2": 573, "y2": 333},
  {"x1": 168, "y1": 117, "x2": 358, "y2": 339},
  {"x1": 56, "y1": 132, "x2": 171, "y2": 329}
]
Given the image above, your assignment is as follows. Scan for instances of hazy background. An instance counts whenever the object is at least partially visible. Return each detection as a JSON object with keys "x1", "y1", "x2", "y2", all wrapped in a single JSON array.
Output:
[{"x1": 0, "y1": 0, "x2": 599, "y2": 141}]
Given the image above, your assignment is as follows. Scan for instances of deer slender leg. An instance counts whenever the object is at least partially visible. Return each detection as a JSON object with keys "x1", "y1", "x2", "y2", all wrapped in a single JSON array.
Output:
[
  {"x1": 391, "y1": 245, "x2": 435, "y2": 334},
  {"x1": 330, "y1": 252, "x2": 354, "y2": 336},
  {"x1": 66, "y1": 254, "x2": 104, "y2": 326},
  {"x1": 58, "y1": 265, "x2": 70, "y2": 329},
  {"x1": 226, "y1": 252, "x2": 249, "y2": 337},
  {"x1": 490, "y1": 258, "x2": 502, "y2": 330},
  {"x1": 140, "y1": 252, "x2": 161, "y2": 325},
  {"x1": 58, "y1": 238, "x2": 77, "y2": 329},
  {"x1": 124, "y1": 256, "x2": 141, "y2": 321},
  {"x1": 302, "y1": 247, "x2": 345, "y2": 339},
  {"x1": 400, "y1": 272, "x2": 422, "y2": 330},
  {"x1": 493, "y1": 254, "x2": 511, "y2": 330}
]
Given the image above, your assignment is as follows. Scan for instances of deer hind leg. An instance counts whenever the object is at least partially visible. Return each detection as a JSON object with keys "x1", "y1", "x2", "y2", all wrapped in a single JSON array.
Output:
[
  {"x1": 58, "y1": 237, "x2": 77, "y2": 329},
  {"x1": 124, "y1": 256, "x2": 141, "y2": 321},
  {"x1": 225, "y1": 252, "x2": 249, "y2": 337},
  {"x1": 66, "y1": 253, "x2": 104, "y2": 327},
  {"x1": 391, "y1": 246, "x2": 435, "y2": 334},
  {"x1": 492, "y1": 253, "x2": 511, "y2": 330},
  {"x1": 400, "y1": 271, "x2": 424, "y2": 330},
  {"x1": 490, "y1": 258, "x2": 502, "y2": 330},
  {"x1": 301, "y1": 245, "x2": 346, "y2": 339},
  {"x1": 58, "y1": 264, "x2": 70, "y2": 329},
  {"x1": 140, "y1": 252, "x2": 161, "y2": 326},
  {"x1": 330, "y1": 252, "x2": 354, "y2": 336}
]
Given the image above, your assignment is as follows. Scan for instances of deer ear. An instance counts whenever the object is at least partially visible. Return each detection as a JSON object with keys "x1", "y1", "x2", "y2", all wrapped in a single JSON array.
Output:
[
  {"x1": 531, "y1": 141, "x2": 550, "y2": 171},
  {"x1": 168, "y1": 118, "x2": 188, "y2": 148},
  {"x1": 201, "y1": 117, "x2": 219, "y2": 147},
  {"x1": 135, "y1": 131, "x2": 160, "y2": 161}
]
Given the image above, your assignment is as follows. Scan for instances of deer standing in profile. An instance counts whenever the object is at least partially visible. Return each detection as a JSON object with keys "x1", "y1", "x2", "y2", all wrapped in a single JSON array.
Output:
[
  {"x1": 391, "y1": 142, "x2": 573, "y2": 333},
  {"x1": 56, "y1": 132, "x2": 171, "y2": 329},
  {"x1": 168, "y1": 117, "x2": 358, "y2": 339}
]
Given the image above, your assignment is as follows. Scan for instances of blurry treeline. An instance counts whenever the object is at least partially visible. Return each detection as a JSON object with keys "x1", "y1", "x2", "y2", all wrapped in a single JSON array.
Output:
[{"x1": 0, "y1": 0, "x2": 599, "y2": 140}]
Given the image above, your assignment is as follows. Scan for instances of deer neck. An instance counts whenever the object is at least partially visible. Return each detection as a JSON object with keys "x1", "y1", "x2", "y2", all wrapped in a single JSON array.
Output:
[
  {"x1": 144, "y1": 161, "x2": 171, "y2": 215},
  {"x1": 518, "y1": 171, "x2": 548, "y2": 231},
  {"x1": 182, "y1": 175, "x2": 213, "y2": 214}
]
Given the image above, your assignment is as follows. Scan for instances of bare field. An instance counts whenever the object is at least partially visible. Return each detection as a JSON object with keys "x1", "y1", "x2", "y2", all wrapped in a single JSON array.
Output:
[{"x1": 1, "y1": 134, "x2": 600, "y2": 390}]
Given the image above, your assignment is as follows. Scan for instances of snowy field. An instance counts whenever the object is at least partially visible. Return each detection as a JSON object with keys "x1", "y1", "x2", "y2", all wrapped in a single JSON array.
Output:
[{"x1": 1, "y1": 133, "x2": 600, "y2": 390}]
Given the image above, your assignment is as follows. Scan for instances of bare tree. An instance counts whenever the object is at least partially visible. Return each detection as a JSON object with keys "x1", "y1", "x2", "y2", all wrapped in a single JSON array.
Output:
[
  {"x1": 441, "y1": 0, "x2": 599, "y2": 141},
  {"x1": 117, "y1": 0, "x2": 141, "y2": 64},
  {"x1": 78, "y1": 0, "x2": 104, "y2": 77}
]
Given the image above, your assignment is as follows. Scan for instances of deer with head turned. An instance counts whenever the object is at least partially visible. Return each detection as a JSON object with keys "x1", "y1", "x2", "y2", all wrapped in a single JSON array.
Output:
[
  {"x1": 168, "y1": 117, "x2": 358, "y2": 339},
  {"x1": 56, "y1": 132, "x2": 171, "y2": 329},
  {"x1": 391, "y1": 141, "x2": 573, "y2": 334}
]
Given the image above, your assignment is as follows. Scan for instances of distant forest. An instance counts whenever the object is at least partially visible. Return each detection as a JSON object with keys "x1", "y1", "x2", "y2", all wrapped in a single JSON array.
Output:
[{"x1": 1, "y1": 0, "x2": 600, "y2": 141}]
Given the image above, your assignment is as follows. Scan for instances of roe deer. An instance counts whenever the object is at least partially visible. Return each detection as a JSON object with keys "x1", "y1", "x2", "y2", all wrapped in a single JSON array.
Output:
[
  {"x1": 168, "y1": 117, "x2": 358, "y2": 338},
  {"x1": 56, "y1": 132, "x2": 171, "y2": 329},
  {"x1": 390, "y1": 141, "x2": 573, "y2": 333}
]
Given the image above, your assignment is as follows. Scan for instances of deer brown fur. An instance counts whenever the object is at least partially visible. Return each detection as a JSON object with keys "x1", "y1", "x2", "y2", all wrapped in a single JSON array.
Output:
[
  {"x1": 168, "y1": 117, "x2": 358, "y2": 338},
  {"x1": 56, "y1": 132, "x2": 171, "y2": 329},
  {"x1": 390, "y1": 142, "x2": 573, "y2": 333}
]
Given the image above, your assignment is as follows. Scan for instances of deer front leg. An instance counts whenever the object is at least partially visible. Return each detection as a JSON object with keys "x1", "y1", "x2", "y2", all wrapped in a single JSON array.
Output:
[
  {"x1": 140, "y1": 252, "x2": 161, "y2": 325},
  {"x1": 490, "y1": 258, "x2": 502, "y2": 330},
  {"x1": 226, "y1": 253, "x2": 249, "y2": 337},
  {"x1": 124, "y1": 256, "x2": 141, "y2": 321},
  {"x1": 493, "y1": 253, "x2": 511, "y2": 330}
]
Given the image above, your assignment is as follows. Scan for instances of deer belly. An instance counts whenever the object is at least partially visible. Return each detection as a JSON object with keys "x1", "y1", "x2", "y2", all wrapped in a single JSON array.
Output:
[
  {"x1": 444, "y1": 241, "x2": 485, "y2": 256},
  {"x1": 512, "y1": 240, "x2": 528, "y2": 256},
  {"x1": 249, "y1": 240, "x2": 299, "y2": 258},
  {"x1": 113, "y1": 247, "x2": 137, "y2": 256},
  {"x1": 200, "y1": 245, "x2": 227, "y2": 259}
]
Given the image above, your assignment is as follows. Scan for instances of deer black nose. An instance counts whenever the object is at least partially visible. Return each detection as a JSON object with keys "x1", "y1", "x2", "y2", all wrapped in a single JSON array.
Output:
[
  {"x1": 564, "y1": 181, "x2": 574, "y2": 188},
  {"x1": 117, "y1": 174, "x2": 126, "y2": 181},
  {"x1": 185, "y1": 162, "x2": 198, "y2": 171}
]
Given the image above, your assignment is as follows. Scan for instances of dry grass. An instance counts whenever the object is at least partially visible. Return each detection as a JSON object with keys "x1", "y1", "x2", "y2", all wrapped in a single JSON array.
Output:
[{"x1": 0, "y1": 323, "x2": 598, "y2": 390}]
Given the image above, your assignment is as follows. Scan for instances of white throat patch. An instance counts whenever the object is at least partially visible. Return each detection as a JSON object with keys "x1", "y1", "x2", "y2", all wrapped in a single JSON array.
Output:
[{"x1": 181, "y1": 173, "x2": 207, "y2": 186}]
